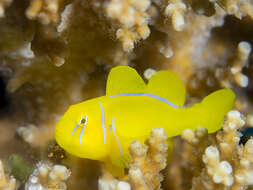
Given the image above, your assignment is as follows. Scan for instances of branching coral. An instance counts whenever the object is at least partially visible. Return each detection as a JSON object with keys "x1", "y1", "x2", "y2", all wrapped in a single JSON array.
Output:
[
  {"x1": 99, "y1": 170, "x2": 130, "y2": 190},
  {"x1": 17, "y1": 125, "x2": 40, "y2": 147},
  {"x1": 0, "y1": 160, "x2": 16, "y2": 190},
  {"x1": 177, "y1": 110, "x2": 253, "y2": 190},
  {"x1": 181, "y1": 127, "x2": 211, "y2": 153},
  {"x1": 26, "y1": 0, "x2": 61, "y2": 24},
  {"x1": 0, "y1": 0, "x2": 12, "y2": 17},
  {"x1": 144, "y1": 68, "x2": 157, "y2": 80},
  {"x1": 164, "y1": 0, "x2": 187, "y2": 31},
  {"x1": 57, "y1": 3, "x2": 73, "y2": 33},
  {"x1": 0, "y1": 0, "x2": 253, "y2": 189},
  {"x1": 105, "y1": 0, "x2": 151, "y2": 51},
  {"x1": 99, "y1": 128, "x2": 168, "y2": 190},
  {"x1": 128, "y1": 128, "x2": 168, "y2": 190},
  {"x1": 25, "y1": 161, "x2": 71, "y2": 190},
  {"x1": 193, "y1": 111, "x2": 244, "y2": 189},
  {"x1": 185, "y1": 40, "x2": 251, "y2": 99},
  {"x1": 202, "y1": 146, "x2": 234, "y2": 186},
  {"x1": 218, "y1": 0, "x2": 253, "y2": 19},
  {"x1": 160, "y1": 3, "x2": 227, "y2": 84},
  {"x1": 17, "y1": 124, "x2": 55, "y2": 148},
  {"x1": 216, "y1": 110, "x2": 244, "y2": 160},
  {"x1": 233, "y1": 139, "x2": 253, "y2": 189},
  {"x1": 229, "y1": 41, "x2": 251, "y2": 88},
  {"x1": 246, "y1": 114, "x2": 253, "y2": 127},
  {"x1": 208, "y1": 41, "x2": 252, "y2": 90}
]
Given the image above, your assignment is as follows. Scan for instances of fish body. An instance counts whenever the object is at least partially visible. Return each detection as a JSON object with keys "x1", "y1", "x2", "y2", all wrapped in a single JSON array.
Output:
[{"x1": 55, "y1": 66, "x2": 235, "y2": 175}]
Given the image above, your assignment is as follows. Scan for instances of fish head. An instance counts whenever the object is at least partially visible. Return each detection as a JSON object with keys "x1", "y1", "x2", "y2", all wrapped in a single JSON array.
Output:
[{"x1": 55, "y1": 98, "x2": 108, "y2": 161}]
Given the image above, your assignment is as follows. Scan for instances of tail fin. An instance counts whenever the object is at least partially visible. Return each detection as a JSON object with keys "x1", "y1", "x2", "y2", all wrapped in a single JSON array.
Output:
[{"x1": 200, "y1": 89, "x2": 236, "y2": 133}]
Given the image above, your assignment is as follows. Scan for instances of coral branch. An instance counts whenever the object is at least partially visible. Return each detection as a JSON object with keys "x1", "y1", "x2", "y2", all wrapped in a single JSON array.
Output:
[
  {"x1": 25, "y1": 161, "x2": 71, "y2": 190},
  {"x1": 26, "y1": 0, "x2": 60, "y2": 24},
  {"x1": 0, "y1": 0, "x2": 12, "y2": 17},
  {"x1": 105, "y1": 0, "x2": 151, "y2": 51},
  {"x1": 229, "y1": 41, "x2": 251, "y2": 87},
  {"x1": 165, "y1": 0, "x2": 186, "y2": 31},
  {"x1": 0, "y1": 160, "x2": 16, "y2": 190},
  {"x1": 99, "y1": 128, "x2": 168, "y2": 190}
]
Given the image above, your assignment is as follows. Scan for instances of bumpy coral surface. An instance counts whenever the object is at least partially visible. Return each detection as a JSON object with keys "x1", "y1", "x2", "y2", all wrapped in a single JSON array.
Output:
[
  {"x1": 0, "y1": 0, "x2": 253, "y2": 189},
  {"x1": 99, "y1": 128, "x2": 168, "y2": 190},
  {"x1": 25, "y1": 161, "x2": 71, "y2": 190},
  {"x1": 0, "y1": 160, "x2": 16, "y2": 190}
]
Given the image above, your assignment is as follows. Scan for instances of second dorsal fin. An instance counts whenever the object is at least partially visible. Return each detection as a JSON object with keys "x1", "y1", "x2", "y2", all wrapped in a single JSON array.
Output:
[
  {"x1": 106, "y1": 66, "x2": 146, "y2": 96},
  {"x1": 146, "y1": 70, "x2": 186, "y2": 106}
]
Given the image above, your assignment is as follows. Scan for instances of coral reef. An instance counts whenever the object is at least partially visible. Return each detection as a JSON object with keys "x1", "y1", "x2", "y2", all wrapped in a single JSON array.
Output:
[
  {"x1": 218, "y1": 0, "x2": 253, "y2": 19},
  {"x1": 0, "y1": 0, "x2": 253, "y2": 189},
  {"x1": 26, "y1": 0, "x2": 61, "y2": 24},
  {"x1": 212, "y1": 41, "x2": 252, "y2": 89},
  {"x1": 229, "y1": 41, "x2": 251, "y2": 87},
  {"x1": 164, "y1": 0, "x2": 186, "y2": 31},
  {"x1": 0, "y1": 0, "x2": 12, "y2": 17},
  {"x1": 99, "y1": 170, "x2": 131, "y2": 190},
  {"x1": 99, "y1": 128, "x2": 168, "y2": 190},
  {"x1": 105, "y1": 0, "x2": 151, "y2": 51},
  {"x1": 168, "y1": 110, "x2": 253, "y2": 190},
  {"x1": 0, "y1": 160, "x2": 16, "y2": 190},
  {"x1": 25, "y1": 161, "x2": 71, "y2": 190},
  {"x1": 128, "y1": 128, "x2": 168, "y2": 190}
]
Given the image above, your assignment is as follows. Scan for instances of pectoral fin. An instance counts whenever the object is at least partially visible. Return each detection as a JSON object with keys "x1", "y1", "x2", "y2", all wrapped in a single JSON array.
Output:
[{"x1": 104, "y1": 157, "x2": 127, "y2": 177}]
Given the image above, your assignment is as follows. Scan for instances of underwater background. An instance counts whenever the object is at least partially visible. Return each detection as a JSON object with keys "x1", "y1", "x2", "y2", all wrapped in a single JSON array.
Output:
[{"x1": 1, "y1": 0, "x2": 253, "y2": 189}]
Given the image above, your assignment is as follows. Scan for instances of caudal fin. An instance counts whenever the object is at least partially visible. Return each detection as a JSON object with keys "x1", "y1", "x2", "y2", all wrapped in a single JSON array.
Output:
[{"x1": 200, "y1": 89, "x2": 236, "y2": 133}]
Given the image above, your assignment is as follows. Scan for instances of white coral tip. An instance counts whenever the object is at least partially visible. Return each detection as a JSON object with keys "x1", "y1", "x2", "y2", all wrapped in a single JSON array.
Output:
[
  {"x1": 116, "y1": 181, "x2": 131, "y2": 190},
  {"x1": 205, "y1": 146, "x2": 219, "y2": 159},
  {"x1": 219, "y1": 161, "x2": 233, "y2": 174},
  {"x1": 245, "y1": 139, "x2": 253, "y2": 154}
]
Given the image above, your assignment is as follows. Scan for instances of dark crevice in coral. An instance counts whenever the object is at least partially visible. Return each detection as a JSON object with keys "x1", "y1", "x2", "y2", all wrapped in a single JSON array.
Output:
[
  {"x1": 0, "y1": 74, "x2": 11, "y2": 113},
  {"x1": 243, "y1": 53, "x2": 253, "y2": 102},
  {"x1": 245, "y1": 85, "x2": 253, "y2": 103},
  {"x1": 212, "y1": 16, "x2": 253, "y2": 101},
  {"x1": 133, "y1": 27, "x2": 168, "y2": 74},
  {"x1": 84, "y1": 64, "x2": 107, "y2": 97},
  {"x1": 46, "y1": 140, "x2": 66, "y2": 164},
  {"x1": 187, "y1": 0, "x2": 216, "y2": 16},
  {"x1": 212, "y1": 15, "x2": 253, "y2": 48},
  {"x1": 240, "y1": 128, "x2": 253, "y2": 145}
]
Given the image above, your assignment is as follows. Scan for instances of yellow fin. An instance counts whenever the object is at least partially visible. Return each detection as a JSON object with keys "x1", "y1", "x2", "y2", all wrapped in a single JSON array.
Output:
[
  {"x1": 201, "y1": 88, "x2": 235, "y2": 110},
  {"x1": 146, "y1": 70, "x2": 186, "y2": 106},
  {"x1": 106, "y1": 66, "x2": 146, "y2": 96},
  {"x1": 200, "y1": 88, "x2": 236, "y2": 133},
  {"x1": 167, "y1": 138, "x2": 174, "y2": 164},
  {"x1": 104, "y1": 160, "x2": 125, "y2": 177}
]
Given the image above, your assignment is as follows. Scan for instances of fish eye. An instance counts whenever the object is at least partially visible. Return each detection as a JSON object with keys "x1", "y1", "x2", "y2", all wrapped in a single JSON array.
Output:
[
  {"x1": 77, "y1": 115, "x2": 87, "y2": 125},
  {"x1": 81, "y1": 118, "x2": 86, "y2": 124},
  {"x1": 72, "y1": 115, "x2": 87, "y2": 137},
  {"x1": 80, "y1": 115, "x2": 88, "y2": 125}
]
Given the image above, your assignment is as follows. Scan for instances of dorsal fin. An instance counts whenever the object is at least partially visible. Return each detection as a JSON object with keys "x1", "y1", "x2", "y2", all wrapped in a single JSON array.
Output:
[
  {"x1": 106, "y1": 66, "x2": 146, "y2": 96},
  {"x1": 146, "y1": 70, "x2": 186, "y2": 106}
]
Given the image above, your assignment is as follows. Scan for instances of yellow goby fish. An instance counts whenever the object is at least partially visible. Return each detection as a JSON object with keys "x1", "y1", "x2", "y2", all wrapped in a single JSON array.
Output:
[{"x1": 55, "y1": 66, "x2": 235, "y2": 175}]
